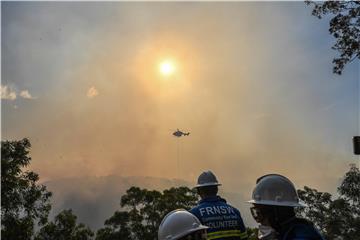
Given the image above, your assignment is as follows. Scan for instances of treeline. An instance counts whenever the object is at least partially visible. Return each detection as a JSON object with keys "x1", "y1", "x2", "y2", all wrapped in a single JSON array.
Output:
[{"x1": 1, "y1": 139, "x2": 359, "y2": 239}]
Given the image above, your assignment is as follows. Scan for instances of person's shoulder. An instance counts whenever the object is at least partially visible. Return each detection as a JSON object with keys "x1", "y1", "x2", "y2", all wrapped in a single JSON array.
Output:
[
  {"x1": 228, "y1": 203, "x2": 241, "y2": 214},
  {"x1": 189, "y1": 205, "x2": 199, "y2": 213},
  {"x1": 284, "y1": 219, "x2": 324, "y2": 240},
  {"x1": 189, "y1": 202, "x2": 203, "y2": 214},
  {"x1": 218, "y1": 198, "x2": 241, "y2": 214}
]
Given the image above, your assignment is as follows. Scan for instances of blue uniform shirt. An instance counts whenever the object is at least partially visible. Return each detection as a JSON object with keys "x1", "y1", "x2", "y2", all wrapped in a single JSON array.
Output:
[
  {"x1": 280, "y1": 218, "x2": 325, "y2": 240},
  {"x1": 190, "y1": 196, "x2": 248, "y2": 240}
]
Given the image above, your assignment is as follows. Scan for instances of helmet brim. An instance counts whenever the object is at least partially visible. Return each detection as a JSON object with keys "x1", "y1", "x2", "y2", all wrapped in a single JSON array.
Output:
[
  {"x1": 172, "y1": 225, "x2": 208, "y2": 240},
  {"x1": 195, "y1": 183, "x2": 222, "y2": 188},
  {"x1": 246, "y1": 199, "x2": 307, "y2": 207}
]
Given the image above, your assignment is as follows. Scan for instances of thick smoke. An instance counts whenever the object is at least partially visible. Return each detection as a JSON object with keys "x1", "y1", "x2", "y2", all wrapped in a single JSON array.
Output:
[{"x1": 2, "y1": 2, "x2": 358, "y2": 228}]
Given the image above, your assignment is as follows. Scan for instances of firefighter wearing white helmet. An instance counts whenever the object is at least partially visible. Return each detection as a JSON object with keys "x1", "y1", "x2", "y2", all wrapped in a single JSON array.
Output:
[
  {"x1": 190, "y1": 171, "x2": 248, "y2": 240},
  {"x1": 158, "y1": 209, "x2": 208, "y2": 240},
  {"x1": 248, "y1": 174, "x2": 324, "y2": 240}
]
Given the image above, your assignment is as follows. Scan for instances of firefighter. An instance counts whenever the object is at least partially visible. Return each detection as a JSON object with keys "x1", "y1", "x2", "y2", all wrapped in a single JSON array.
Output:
[
  {"x1": 158, "y1": 209, "x2": 208, "y2": 240},
  {"x1": 248, "y1": 174, "x2": 325, "y2": 240},
  {"x1": 190, "y1": 171, "x2": 248, "y2": 240}
]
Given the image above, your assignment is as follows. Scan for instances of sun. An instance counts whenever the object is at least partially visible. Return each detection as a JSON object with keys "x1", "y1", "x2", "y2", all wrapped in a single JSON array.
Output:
[{"x1": 159, "y1": 60, "x2": 176, "y2": 76}]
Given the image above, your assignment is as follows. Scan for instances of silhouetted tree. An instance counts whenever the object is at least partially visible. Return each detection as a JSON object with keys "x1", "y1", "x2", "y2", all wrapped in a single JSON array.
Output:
[
  {"x1": 1, "y1": 138, "x2": 52, "y2": 240},
  {"x1": 297, "y1": 164, "x2": 360, "y2": 239},
  {"x1": 305, "y1": 1, "x2": 360, "y2": 74},
  {"x1": 96, "y1": 186, "x2": 198, "y2": 240},
  {"x1": 35, "y1": 209, "x2": 94, "y2": 240}
]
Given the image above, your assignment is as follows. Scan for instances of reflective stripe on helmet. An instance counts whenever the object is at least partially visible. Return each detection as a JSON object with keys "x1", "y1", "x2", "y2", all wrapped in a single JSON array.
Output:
[{"x1": 207, "y1": 230, "x2": 248, "y2": 240}]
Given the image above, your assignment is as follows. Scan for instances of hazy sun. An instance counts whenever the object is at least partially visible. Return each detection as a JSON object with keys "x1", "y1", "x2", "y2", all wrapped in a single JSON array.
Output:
[{"x1": 159, "y1": 60, "x2": 176, "y2": 76}]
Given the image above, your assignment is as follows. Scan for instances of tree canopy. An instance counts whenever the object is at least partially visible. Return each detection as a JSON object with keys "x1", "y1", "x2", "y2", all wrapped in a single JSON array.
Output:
[
  {"x1": 35, "y1": 209, "x2": 94, "y2": 240},
  {"x1": 96, "y1": 186, "x2": 199, "y2": 240},
  {"x1": 305, "y1": 1, "x2": 360, "y2": 74},
  {"x1": 1, "y1": 138, "x2": 94, "y2": 240},
  {"x1": 1, "y1": 138, "x2": 52, "y2": 240},
  {"x1": 297, "y1": 164, "x2": 360, "y2": 239}
]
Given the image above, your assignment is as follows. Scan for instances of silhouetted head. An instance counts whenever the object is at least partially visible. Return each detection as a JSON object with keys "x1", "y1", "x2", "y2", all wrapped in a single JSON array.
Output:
[
  {"x1": 197, "y1": 185, "x2": 218, "y2": 199},
  {"x1": 247, "y1": 174, "x2": 305, "y2": 230},
  {"x1": 250, "y1": 204, "x2": 296, "y2": 230},
  {"x1": 195, "y1": 171, "x2": 221, "y2": 199}
]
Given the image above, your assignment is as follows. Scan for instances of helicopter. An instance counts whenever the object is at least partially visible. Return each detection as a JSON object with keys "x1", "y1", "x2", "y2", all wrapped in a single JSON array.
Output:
[{"x1": 173, "y1": 129, "x2": 190, "y2": 137}]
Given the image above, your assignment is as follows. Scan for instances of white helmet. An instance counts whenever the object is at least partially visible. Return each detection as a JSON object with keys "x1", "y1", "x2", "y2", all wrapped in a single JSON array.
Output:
[
  {"x1": 247, "y1": 174, "x2": 306, "y2": 207},
  {"x1": 158, "y1": 209, "x2": 208, "y2": 240},
  {"x1": 195, "y1": 170, "x2": 222, "y2": 188}
]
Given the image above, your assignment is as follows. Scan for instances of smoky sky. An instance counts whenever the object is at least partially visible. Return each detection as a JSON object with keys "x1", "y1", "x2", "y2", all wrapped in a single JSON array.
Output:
[{"x1": 2, "y1": 1, "x2": 359, "y2": 204}]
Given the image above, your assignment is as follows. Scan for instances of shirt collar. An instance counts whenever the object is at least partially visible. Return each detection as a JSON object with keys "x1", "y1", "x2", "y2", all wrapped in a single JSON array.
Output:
[{"x1": 199, "y1": 195, "x2": 226, "y2": 204}]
